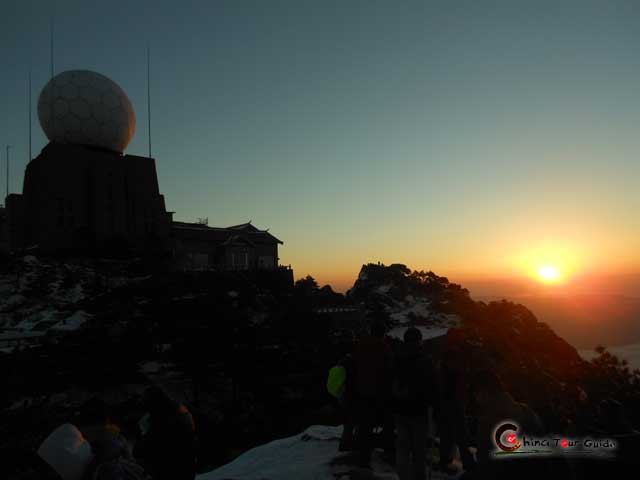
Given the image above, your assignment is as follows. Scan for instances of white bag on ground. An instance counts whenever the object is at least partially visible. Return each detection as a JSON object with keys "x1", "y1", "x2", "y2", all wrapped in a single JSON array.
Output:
[{"x1": 37, "y1": 423, "x2": 94, "y2": 480}]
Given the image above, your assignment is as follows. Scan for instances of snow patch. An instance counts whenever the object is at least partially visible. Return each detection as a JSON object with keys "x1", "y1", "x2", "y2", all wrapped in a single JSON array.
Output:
[
  {"x1": 23, "y1": 255, "x2": 39, "y2": 265},
  {"x1": 3, "y1": 294, "x2": 26, "y2": 310},
  {"x1": 388, "y1": 326, "x2": 449, "y2": 341},
  {"x1": 52, "y1": 311, "x2": 90, "y2": 332},
  {"x1": 139, "y1": 361, "x2": 161, "y2": 374},
  {"x1": 17, "y1": 308, "x2": 60, "y2": 331},
  {"x1": 198, "y1": 426, "x2": 343, "y2": 480},
  {"x1": 389, "y1": 301, "x2": 432, "y2": 325},
  {"x1": 250, "y1": 312, "x2": 268, "y2": 326},
  {"x1": 64, "y1": 284, "x2": 84, "y2": 303},
  {"x1": 173, "y1": 293, "x2": 197, "y2": 300},
  {"x1": 199, "y1": 425, "x2": 454, "y2": 480}
]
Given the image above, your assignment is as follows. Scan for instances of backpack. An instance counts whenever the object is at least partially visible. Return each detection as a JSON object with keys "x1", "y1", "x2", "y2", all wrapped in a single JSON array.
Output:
[{"x1": 327, "y1": 365, "x2": 347, "y2": 398}]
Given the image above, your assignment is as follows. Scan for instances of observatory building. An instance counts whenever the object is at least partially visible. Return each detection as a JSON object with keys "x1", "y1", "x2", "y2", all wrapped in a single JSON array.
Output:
[{"x1": 3, "y1": 70, "x2": 283, "y2": 270}]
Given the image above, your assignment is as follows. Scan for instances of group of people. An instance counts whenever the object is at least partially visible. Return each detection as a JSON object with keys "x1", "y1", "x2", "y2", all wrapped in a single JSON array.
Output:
[
  {"x1": 334, "y1": 321, "x2": 544, "y2": 480},
  {"x1": 36, "y1": 386, "x2": 197, "y2": 480}
]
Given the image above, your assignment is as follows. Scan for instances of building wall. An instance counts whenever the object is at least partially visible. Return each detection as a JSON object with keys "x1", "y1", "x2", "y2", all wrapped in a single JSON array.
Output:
[
  {"x1": 225, "y1": 245, "x2": 252, "y2": 270},
  {"x1": 7, "y1": 143, "x2": 284, "y2": 269},
  {"x1": 171, "y1": 227, "x2": 281, "y2": 271},
  {"x1": 255, "y1": 243, "x2": 279, "y2": 268},
  {"x1": 10, "y1": 142, "x2": 171, "y2": 253},
  {"x1": 174, "y1": 242, "x2": 279, "y2": 271}
]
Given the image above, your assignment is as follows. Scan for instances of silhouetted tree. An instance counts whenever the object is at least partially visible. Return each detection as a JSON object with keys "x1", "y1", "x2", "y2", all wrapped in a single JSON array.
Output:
[{"x1": 294, "y1": 275, "x2": 319, "y2": 297}]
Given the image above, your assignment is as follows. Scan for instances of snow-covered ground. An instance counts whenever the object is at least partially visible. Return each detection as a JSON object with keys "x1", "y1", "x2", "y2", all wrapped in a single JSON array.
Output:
[
  {"x1": 198, "y1": 425, "x2": 458, "y2": 480},
  {"x1": 387, "y1": 326, "x2": 449, "y2": 341},
  {"x1": 389, "y1": 300, "x2": 433, "y2": 324},
  {"x1": 0, "y1": 256, "x2": 144, "y2": 351},
  {"x1": 50, "y1": 310, "x2": 91, "y2": 332},
  {"x1": 382, "y1": 295, "x2": 459, "y2": 342},
  {"x1": 198, "y1": 426, "x2": 348, "y2": 480}
]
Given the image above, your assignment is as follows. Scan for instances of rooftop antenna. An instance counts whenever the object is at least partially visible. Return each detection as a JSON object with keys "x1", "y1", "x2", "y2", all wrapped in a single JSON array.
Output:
[
  {"x1": 28, "y1": 66, "x2": 32, "y2": 161},
  {"x1": 50, "y1": 15, "x2": 54, "y2": 78},
  {"x1": 5, "y1": 145, "x2": 10, "y2": 199},
  {"x1": 147, "y1": 43, "x2": 152, "y2": 158},
  {"x1": 50, "y1": 14, "x2": 55, "y2": 138}
]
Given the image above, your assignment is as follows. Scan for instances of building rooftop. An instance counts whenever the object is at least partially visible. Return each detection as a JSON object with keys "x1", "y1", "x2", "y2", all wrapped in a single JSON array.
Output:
[{"x1": 172, "y1": 220, "x2": 283, "y2": 245}]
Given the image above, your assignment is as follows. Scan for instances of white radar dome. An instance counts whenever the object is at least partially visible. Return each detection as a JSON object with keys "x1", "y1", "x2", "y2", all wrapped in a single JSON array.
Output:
[{"x1": 38, "y1": 70, "x2": 136, "y2": 153}]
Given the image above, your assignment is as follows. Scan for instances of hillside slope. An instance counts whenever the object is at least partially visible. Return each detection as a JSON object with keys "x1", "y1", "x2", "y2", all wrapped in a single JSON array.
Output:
[{"x1": 346, "y1": 263, "x2": 630, "y2": 434}]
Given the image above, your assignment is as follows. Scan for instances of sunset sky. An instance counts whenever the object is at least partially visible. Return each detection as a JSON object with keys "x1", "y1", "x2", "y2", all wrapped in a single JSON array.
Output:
[{"x1": 1, "y1": 1, "x2": 639, "y2": 292}]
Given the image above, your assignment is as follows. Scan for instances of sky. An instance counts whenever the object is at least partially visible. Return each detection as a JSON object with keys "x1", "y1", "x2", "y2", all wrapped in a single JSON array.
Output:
[{"x1": 1, "y1": 0, "x2": 639, "y2": 293}]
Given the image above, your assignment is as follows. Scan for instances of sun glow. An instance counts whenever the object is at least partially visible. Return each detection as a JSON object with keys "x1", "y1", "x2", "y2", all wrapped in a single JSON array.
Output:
[
  {"x1": 537, "y1": 264, "x2": 562, "y2": 283},
  {"x1": 510, "y1": 243, "x2": 584, "y2": 285}
]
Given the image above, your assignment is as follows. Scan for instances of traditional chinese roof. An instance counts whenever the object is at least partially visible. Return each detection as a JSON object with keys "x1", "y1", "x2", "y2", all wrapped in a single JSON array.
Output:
[
  {"x1": 226, "y1": 221, "x2": 260, "y2": 231},
  {"x1": 172, "y1": 221, "x2": 283, "y2": 245},
  {"x1": 221, "y1": 234, "x2": 256, "y2": 247}
]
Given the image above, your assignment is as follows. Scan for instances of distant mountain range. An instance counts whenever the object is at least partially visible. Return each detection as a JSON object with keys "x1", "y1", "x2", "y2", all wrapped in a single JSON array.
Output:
[
  {"x1": 579, "y1": 342, "x2": 640, "y2": 370},
  {"x1": 477, "y1": 293, "x2": 640, "y2": 350}
]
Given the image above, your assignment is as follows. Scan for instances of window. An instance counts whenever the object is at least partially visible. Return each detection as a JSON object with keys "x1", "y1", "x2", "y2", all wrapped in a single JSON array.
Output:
[{"x1": 259, "y1": 256, "x2": 274, "y2": 269}]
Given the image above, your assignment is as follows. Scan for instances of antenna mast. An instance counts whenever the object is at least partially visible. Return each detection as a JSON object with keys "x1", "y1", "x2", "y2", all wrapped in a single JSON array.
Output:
[
  {"x1": 147, "y1": 43, "x2": 152, "y2": 158},
  {"x1": 50, "y1": 15, "x2": 54, "y2": 78},
  {"x1": 50, "y1": 14, "x2": 55, "y2": 137},
  {"x1": 28, "y1": 67, "x2": 32, "y2": 161},
  {"x1": 5, "y1": 145, "x2": 10, "y2": 199}
]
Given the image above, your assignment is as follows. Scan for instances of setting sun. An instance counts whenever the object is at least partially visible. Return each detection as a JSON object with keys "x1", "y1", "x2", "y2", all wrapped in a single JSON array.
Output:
[
  {"x1": 538, "y1": 264, "x2": 562, "y2": 283},
  {"x1": 510, "y1": 244, "x2": 584, "y2": 286}
]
